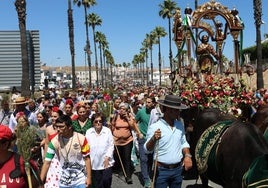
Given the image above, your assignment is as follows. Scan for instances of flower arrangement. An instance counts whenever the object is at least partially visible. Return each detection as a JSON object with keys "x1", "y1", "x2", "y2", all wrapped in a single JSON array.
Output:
[{"x1": 175, "y1": 75, "x2": 254, "y2": 114}]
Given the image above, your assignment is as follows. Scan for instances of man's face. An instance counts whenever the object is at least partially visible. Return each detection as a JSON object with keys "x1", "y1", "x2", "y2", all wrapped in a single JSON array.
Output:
[
  {"x1": 54, "y1": 122, "x2": 68, "y2": 135},
  {"x1": 114, "y1": 99, "x2": 121, "y2": 109},
  {"x1": 169, "y1": 108, "x2": 181, "y2": 119},
  {"x1": 28, "y1": 102, "x2": 35, "y2": 111},
  {"x1": 145, "y1": 98, "x2": 154, "y2": 110},
  {"x1": 1, "y1": 102, "x2": 9, "y2": 111},
  {"x1": 16, "y1": 104, "x2": 25, "y2": 112}
]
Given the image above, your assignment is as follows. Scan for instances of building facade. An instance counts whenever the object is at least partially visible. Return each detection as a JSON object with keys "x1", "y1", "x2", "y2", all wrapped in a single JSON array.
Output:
[{"x1": 0, "y1": 30, "x2": 41, "y2": 91}]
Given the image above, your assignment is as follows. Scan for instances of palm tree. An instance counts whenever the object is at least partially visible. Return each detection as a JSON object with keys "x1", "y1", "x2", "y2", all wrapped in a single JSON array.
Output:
[
  {"x1": 15, "y1": 0, "x2": 30, "y2": 97},
  {"x1": 88, "y1": 13, "x2": 102, "y2": 88},
  {"x1": 104, "y1": 49, "x2": 113, "y2": 87},
  {"x1": 142, "y1": 38, "x2": 150, "y2": 85},
  {"x1": 132, "y1": 54, "x2": 139, "y2": 82},
  {"x1": 101, "y1": 36, "x2": 109, "y2": 88},
  {"x1": 122, "y1": 62, "x2": 127, "y2": 81},
  {"x1": 140, "y1": 48, "x2": 147, "y2": 85},
  {"x1": 74, "y1": 0, "x2": 97, "y2": 88},
  {"x1": 95, "y1": 31, "x2": 108, "y2": 86},
  {"x1": 253, "y1": 0, "x2": 264, "y2": 89},
  {"x1": 159, "y1": 0, "x2": 177, "y2": 73},
  {"x1": 145, "y1": 32, "x2": 157, "y2": 85},
  {"x1": 152, "y1": 26, "x2": 167, "y2": 86},
  {"x1": 67, "y1": 0, "x2": 76, "y2": 90}
]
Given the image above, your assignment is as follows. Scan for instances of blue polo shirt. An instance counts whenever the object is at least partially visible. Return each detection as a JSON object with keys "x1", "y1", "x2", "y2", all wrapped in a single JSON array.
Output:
[{"x1": 144, "y1": 118, "x2": 190, "y2": 164}]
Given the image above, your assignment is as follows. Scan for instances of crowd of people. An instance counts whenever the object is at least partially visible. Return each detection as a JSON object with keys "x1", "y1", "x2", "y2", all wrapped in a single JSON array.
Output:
[
  {"x1": 0, "y1": 81, "x2": 267, "y2": 188},
  {"x1": 0, "y1": 84, "x2": 195, "y2": 188}
]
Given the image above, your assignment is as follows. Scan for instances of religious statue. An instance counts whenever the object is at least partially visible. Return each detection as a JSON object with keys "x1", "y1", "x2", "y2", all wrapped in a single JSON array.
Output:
[{"x1": 197, "y1": 35, "x2": 219, "y2": 73}]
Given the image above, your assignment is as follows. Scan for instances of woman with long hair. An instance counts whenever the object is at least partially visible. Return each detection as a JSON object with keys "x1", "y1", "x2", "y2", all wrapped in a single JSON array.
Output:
[{"x1": 72, "y1": 102, "x2": 92, "y2": 135}]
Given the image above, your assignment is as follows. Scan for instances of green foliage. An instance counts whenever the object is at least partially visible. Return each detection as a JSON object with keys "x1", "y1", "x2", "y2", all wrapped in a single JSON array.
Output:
[
  {"x1": 98, "y1": 100, "x2": 113, "y2": 122},
  {"x1": 242, "y1": 40, "x2": 268, "y2": 60},
  {"x1": 16, "y1": 126, "x2": 37, "y2": 162}
]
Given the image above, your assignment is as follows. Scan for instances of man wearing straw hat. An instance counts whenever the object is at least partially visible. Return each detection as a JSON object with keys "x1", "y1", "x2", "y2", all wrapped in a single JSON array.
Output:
[
  {"x1": 9, "y1": 97, "x2": 38, "y2": 132},
  {"x1": 144, "y1": 95, "x2": 192, "y2": 188}
]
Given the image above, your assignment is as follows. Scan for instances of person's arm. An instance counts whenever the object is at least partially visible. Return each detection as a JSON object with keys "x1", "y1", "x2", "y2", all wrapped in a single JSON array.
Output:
[
  {"x1": 29, "y1": 160, "x2": 43, "y2": 188},
  {"x1": 43, "y1": 127, "x2": 51, "y2": 158},
  {"x1": 40, "y1": 160, "x2": 51, "y2": 184},
  {"x1": 40, "y1": 141, "x2": 55, "y2": 183},
  {"x1": 84, "y1": 156, "x2": 92, "y2": 187},
  {"x1": 182, "y1": 148, "x2": 192, "y2": 170},
  {"x1": 80, "y1": 136, "x2": 92, "y2": 187},
  {"x1": 128, "y1": 115, "x2": 142, "y2": 138},
  {"x1": 145, "y1": 128, "x2": 161, "y2": 151}
]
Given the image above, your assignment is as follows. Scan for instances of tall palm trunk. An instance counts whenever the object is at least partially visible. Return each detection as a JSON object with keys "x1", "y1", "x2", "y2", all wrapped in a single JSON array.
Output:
[
  {"x1": 68, "y1": 0, "x2": 76, "y2": 90},
  {"x1": 15, "y1": 0, "x2": 30, "y2": 97},
  {"x1": 168, "y1": 17, "x2": 173, "y2": 72},
  {"x1": 254, "y1": 0, "x2": 264, "y2": 89},
  {"x1": 92, "y1": 27, "x2": 99, "y2": 87},
  {"x1": 84, "y1": 5, "x2": 92, "y2": 88},
  {"x1": 102, "y1": 52, "x2": 107, "y2": 88},
  {"x1": 146, "y1": 51, "x2": 149, "y2": 86},
  {"x1": 142, "y1": 61, "x2": 145, "y2": 85},
  {"x1": 110, "y1": 63, "x2": 113, "y2": 86},
  {"x1": 99, "y1": 44, "x2": 104, "y2": 86},
  {"x1": 158, "y1": 36, "x2": 162, "y2": 86},
  {"x1": 150, "y1": 48, "x2": 153, "y2": 85},
  {"x1": 102, "y1": 47, "x2": 108, "y2": 88}
]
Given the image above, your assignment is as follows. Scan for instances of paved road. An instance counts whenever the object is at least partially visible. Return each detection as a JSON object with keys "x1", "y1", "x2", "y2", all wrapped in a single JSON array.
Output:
[{"x1": 111, "y1": 163, "x2": 223, "y2": 188}]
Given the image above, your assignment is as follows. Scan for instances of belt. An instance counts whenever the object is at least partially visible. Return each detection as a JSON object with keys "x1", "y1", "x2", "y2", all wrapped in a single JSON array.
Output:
[{"x1": 157, "y1": 161, "x2": 181, "y2": 169}]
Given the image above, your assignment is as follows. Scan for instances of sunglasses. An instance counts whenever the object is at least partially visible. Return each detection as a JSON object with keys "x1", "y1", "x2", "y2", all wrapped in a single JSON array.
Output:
[
  {"x1": 53, "y1": 125, "x2": 66, "y2": 129},
  {"x1": 94, "y1": 120, "x2": 102, "y2": 124}
]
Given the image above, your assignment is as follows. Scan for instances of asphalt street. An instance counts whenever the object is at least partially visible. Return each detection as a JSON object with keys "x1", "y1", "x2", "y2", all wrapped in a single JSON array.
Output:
[{"x1": 111, "y1": 163, "x2": 223, "y2": 188}]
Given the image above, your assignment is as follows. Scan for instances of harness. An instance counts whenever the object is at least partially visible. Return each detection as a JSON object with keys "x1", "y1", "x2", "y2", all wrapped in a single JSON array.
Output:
[
  {"x1": 195, "y1": 120, "x2": 233, "y2": 183},
  {"x1": 242, "y1": 154, "x2": 268, "y2": 188}
]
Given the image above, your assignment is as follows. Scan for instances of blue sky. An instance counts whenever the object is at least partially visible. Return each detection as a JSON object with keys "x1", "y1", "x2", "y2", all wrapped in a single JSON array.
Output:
[{"x1": 0, "y1": 0, "x2": 267, "y2": 68}]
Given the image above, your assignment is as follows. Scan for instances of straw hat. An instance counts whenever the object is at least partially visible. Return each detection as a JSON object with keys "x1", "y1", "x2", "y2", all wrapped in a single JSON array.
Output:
[{"x1": 13, "y1": 97, "x2": 28, "y2": 105}]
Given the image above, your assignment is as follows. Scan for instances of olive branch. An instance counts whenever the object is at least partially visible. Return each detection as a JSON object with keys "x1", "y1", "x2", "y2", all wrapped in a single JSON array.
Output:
[{"x1": 16, "y1": 125, "x2": 38, "y2": 188}]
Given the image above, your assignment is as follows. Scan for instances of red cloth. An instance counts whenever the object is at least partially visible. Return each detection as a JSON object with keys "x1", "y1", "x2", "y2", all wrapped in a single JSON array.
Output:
[
  {"x1": 0, "y1": 153, "x2": 38, "y2": 188},
  {"x1": 0, "y1": 125, "x2": 13, "y2": 140}
]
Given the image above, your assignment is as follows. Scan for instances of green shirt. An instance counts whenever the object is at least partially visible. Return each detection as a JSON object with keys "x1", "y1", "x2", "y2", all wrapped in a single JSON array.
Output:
[{"x1": 135, "y1": 107, "x2": 151, "y2": 138}]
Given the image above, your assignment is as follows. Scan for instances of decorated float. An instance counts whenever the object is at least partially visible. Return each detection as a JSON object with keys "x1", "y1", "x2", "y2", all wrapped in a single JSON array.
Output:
[{"x1": 171, "y1": 0, "x2": 265, "y2": 114}]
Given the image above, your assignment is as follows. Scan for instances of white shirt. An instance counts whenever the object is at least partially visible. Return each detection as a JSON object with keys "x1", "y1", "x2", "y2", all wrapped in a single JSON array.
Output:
[
  {"x1": 148, "y1": 106, "x2": 163, "y2": 126},
  {"x1": 85, "y1": 126, "x2": 115, "y2": 170},
  {"x1": 0, "y1": 109, "x2": 12, "y2": 126}
]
